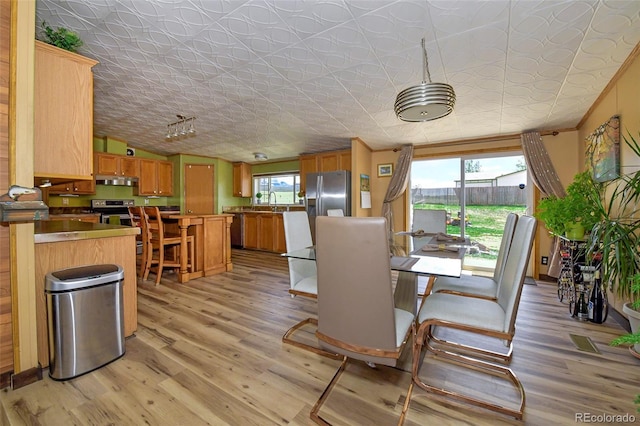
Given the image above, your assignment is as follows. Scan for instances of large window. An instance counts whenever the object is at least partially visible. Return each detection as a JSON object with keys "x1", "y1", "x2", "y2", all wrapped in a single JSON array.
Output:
[
  {"x1": 253, "y1": 173, "x2": 301, "y2": 205},
  {"x1": 411, "y1": 152, "x2": 530, "y2": 272}
]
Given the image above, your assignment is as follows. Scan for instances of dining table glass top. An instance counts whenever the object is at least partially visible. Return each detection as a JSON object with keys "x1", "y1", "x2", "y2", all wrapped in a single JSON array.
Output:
[{"x1": 282, "y1": 232, "x2": 469, "y2": 278}]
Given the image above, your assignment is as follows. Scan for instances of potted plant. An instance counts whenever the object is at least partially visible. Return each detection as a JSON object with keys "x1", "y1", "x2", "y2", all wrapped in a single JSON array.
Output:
[
  {"x1": 297, "y1": 190, "x2": 305, "y2": 204},
  {"x1": 40, "y1": 21, "x2": 83, "y2": 52},
  {"x1": 586, "y1": 132, "x2": 640, "y2": 306},
  {"x1": 255, "y1": 192, "x2": 262, "y2": 204},
  {"x1": 536, "y1": 171, "x2": 601, "y2": 239}
]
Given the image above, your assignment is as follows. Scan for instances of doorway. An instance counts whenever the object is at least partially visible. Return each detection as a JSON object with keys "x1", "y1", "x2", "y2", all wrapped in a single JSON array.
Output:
[
  {"x1": 410, "y1": 152, "x2": 530, "y2": 272},
  {"x1": 184, "y1": 164, "x2": 215, "y2": 215}
]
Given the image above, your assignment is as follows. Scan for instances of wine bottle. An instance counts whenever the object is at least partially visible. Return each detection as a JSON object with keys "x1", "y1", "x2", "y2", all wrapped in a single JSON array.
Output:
[
  {"x1": 590, "y1": 270, "x2": 605, "y2": 324},
  {"x1": 577, "y1": 291, "x2": 589, "y2": 321}
]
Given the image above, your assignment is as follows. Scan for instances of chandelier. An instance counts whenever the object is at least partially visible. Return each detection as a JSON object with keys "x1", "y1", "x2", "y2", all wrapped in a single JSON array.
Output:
[
  {"x1": 166, "y1": 115, "x2": 196, "y2": 140},
  {"x1": 394, "y1": 38, "x2": 455, "y2": 122}
]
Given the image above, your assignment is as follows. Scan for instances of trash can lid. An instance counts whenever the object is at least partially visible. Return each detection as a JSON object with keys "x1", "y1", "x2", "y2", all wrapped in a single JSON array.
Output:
[{"x1": 45, "y1": 264, "x2": 124, "y2": 292}]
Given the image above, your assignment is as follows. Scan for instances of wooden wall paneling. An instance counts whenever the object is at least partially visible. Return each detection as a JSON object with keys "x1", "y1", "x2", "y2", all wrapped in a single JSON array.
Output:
[{"x1": 0, "y1": 0, "x2": 13, "y2": 382}]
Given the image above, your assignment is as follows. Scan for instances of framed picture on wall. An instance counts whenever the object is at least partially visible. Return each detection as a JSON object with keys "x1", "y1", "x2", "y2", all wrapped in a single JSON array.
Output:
[
  {"x1": 586, "y1": 115, "x2": 620, "y2": 182},
  {"x1": 377, "y1": 163, "x2": 393, "y2": 177}
]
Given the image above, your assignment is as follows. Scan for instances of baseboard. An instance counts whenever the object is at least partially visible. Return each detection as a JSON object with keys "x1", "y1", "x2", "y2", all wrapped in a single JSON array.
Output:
[
  {"x1": 10, "y1": 367, "x2": 43, "y2": 390},
  {"x1": 0, "y1": 371, "x2": 12, "y2": 390},
  {"x1": 538, "y1": 274, "x2": 556, "y2": 283}
]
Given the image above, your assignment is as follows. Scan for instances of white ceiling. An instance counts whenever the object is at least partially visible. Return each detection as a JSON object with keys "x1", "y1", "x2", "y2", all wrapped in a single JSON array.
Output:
[{"x1": 35, "y1": 0, "x2": 640, "y2": 163}]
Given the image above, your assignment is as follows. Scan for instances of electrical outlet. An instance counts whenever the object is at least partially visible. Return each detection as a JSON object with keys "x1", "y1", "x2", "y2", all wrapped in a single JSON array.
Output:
[
  {"x1": 541, "y1": 256, "x2": 548, "y2": 265},
  {"x1": 62, "y1": 197, "x2": 69, "y2": 205},
  {"x1": 144, "y1": 198, "x2": 149, "y2": 205}
]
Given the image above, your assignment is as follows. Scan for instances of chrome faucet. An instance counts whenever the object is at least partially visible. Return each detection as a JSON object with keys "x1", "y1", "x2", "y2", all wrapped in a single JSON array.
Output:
[{"x1": 268, "y1": 191, "x2": 277, "y2": 211}]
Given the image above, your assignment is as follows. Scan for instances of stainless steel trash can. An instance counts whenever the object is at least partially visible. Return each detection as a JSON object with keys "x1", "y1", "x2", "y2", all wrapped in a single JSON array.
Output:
[{"x1": 45, "y1": 264, "x2": 125, "y2": 380}]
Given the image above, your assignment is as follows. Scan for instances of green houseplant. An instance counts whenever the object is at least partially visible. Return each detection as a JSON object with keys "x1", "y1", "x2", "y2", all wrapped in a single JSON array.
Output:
[
  {"x1": 41, "y1": 21, "x2": 83, "y2": 52},
  {"x1": 586, "y1": 132, "x2": 640, "y2": 302},
  {"x1": 536, "y1": 171, "x2": 601, "y2": 238},
  {"x1": 255, "y1": 192, "x2": 262, "y2": 204}
]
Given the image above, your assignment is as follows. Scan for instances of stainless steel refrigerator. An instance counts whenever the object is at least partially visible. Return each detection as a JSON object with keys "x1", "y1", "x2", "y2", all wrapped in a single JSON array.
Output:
[{"x1": 306, "y1": 170, "x2": 351, "y2": 241}]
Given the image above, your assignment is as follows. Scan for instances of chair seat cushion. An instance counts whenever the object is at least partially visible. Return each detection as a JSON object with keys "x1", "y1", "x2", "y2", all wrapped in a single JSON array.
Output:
[
  {"x1": 432, "y1": 275, "x2": 498, "y2": 298},
  {"x1": 418, "y1": 293, "x2": 506, "y2": 332},
  {"x1": 394, "y1": 308, "x2": 415, "y2": 348},
  {"x1": 292, "y1": 276, "x2": 317, "y2": 295}
]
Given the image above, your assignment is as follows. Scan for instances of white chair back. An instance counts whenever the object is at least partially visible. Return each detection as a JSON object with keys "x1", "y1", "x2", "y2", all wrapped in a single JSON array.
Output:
[
  {"x1": 496, "y1": 215, "x2": 537, "y2": 334},
  {"x1": 316, "y1": 216, "x2": 413, "y2": 367},
  {"x1": 326, "y1": 209, "x2": 344, "y2": 216},
  {"x1": 412, "y1": 209, "x2": 447, "y2": 234},
  {"x1": 493, "y1": 213, "x2": 518, "y2": 283},
  {"x1": 282, "y1": 211, "x2": 317, "y2": 294}
]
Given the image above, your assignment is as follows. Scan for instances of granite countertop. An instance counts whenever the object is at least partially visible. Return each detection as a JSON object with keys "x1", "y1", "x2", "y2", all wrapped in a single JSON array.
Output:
[{"x1": 35, "y1": 220, "x2": 140, "y2": 243}]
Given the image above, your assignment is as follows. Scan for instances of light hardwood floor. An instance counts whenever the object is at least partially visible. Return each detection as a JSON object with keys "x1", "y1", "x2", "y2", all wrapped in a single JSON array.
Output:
[{"x1": 1, "y1": 249, "x2": 639, "y2": 425}]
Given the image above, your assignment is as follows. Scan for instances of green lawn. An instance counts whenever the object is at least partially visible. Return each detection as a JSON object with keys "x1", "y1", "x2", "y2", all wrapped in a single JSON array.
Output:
[{"x1": 414, "y1": 203, "x2": 528, "y2": 260}]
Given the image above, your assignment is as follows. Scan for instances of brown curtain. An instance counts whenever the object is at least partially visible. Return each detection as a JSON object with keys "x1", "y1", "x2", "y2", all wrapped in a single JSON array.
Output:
[
  {"x1": 382, "y1": 144, "x2": 414, "y2": 239},
  {"x1": 521, "y1": 131, "x2": 565, "y2": 277}
]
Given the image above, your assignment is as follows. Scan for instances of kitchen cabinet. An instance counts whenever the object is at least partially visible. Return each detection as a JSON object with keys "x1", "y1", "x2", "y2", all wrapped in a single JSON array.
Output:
[
  {"x1": 299, "y1": 155, "x2": 318, "y2": 194},
  {"x1": 319, "y1": 149, "x2": 351, "y2": 172},
  {"x1": 34, "y1": 41, "x2": 98, "y2": 182},
  {"x1": 299, "y1": 149, "x2": 351, "y2": 193},
  {"x1": 242, "y1": 212, "x2": 286, "y2": 253},
  {"x1": 34, "y1": 223, "x2": 139, "y2": 368},
  {"x1": 273, "y1": 214, "x2": 287, "y2": 253},
  {"x1": 95, "y1": 153, "x2": 138, "y2": 177},
  {"x1": 244, "y1": 214, "x2": 258, "y2": 249},
  {"x1": 233, "y1": 162, "x2": 252, "y2": 197},
  {"x1": 46, "y1": 214, "x2": 101, "y2": 223},
  {"x1": 48, "y1": 179, "x2": 96, "y2": 195},
  {"x1": 136, "y1": 159, "x2": 173, "y2": 196}
]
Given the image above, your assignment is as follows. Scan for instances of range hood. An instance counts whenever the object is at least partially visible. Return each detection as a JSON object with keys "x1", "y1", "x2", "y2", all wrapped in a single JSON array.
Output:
[{"x1": 95, "y1": 175, "x2": 137, "y2": 186}]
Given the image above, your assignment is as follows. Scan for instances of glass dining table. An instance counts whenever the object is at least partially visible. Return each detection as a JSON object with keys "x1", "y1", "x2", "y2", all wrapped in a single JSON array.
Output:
[{"x1": 282, "y1": 232, "x2": 469, "y2": 315}]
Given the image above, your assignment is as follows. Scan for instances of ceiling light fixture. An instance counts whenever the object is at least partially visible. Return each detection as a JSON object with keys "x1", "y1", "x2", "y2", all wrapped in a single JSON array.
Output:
[
  {"x1": 394, "y1": 38, "x2": 455, "y2": 122},
  {"x1": 254, "y1": 152, "x2": 268, "y2": 161},
  {"x1": 166, "y1": 114, "x2": 196, "y2": 140}
]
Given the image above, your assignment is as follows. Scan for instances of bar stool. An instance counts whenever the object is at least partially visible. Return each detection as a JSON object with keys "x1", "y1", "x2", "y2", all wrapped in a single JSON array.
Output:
[{"x1": 142, "y1": 206, "x2": 194, "y2": 285}]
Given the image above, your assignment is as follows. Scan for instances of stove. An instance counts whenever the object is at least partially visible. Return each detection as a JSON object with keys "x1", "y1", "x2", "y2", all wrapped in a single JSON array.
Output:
[{"x1": 91, "y1": 199, "x2": 135, "y2": 225}]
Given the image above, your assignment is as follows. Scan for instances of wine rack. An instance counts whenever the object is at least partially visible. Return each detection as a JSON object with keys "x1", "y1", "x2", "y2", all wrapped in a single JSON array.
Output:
[{"x1": 557, "y1": 236, "x2": 607, "y2": 322}]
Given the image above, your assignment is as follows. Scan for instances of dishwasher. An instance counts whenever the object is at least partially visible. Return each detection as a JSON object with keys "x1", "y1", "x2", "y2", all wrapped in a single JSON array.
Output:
[{"x1": 45, "y1": 264, "x2": 125, "y2": 380}]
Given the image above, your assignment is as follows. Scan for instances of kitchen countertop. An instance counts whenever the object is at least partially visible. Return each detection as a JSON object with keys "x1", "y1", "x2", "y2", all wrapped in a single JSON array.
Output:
[{"x1": 35, "y1": 220, "x2": 140, "y2": 243}]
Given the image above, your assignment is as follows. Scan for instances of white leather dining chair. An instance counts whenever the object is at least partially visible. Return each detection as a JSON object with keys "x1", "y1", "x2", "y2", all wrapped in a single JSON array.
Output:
[
  {"x1": 400, "y1": 215, "x2": 537, "y2": 422},
  {"x1": 312, "y1": 216, "x2": 415, "y2": 424},
  {"x1": 428, "y1": 213, "x2": 519, "y2": 303},
  {"x1": 412, "y1": 209, "x2": 447, "y2": 234},
  {"x1": 326, "y1": 209, "x2": 344, "y2": 216},
  {"x1": 281, "y1": 211, "x2": 339, "y2": 359}
]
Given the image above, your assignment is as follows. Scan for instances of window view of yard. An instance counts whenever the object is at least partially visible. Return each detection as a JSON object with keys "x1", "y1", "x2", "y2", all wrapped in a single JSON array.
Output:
[{"x1": 411, "y1": 155, "x2": 528, "y2": 270}]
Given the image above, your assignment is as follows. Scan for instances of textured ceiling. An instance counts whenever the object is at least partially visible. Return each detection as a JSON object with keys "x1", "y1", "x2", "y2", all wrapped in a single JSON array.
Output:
[{"x1": 35, "y1": 0, "x2": 640, "y2": 163}]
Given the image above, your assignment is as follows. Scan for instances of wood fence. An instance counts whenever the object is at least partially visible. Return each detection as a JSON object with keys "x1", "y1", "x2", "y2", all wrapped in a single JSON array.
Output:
[{"x1": 411, "y1": 186, "x2": 526, "y2": 206}]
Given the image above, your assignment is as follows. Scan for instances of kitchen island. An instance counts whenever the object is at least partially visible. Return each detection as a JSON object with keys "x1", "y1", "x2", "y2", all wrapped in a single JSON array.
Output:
[
  {"x1": 162, "y1": 214, "x2": 234, "y2": 283},
  {"x1": 34, "y1": 221, "x2": 139, "y2": 368}
]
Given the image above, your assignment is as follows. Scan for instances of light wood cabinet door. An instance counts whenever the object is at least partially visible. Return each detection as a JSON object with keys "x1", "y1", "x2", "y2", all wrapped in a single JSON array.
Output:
[
  {"x1": 273, "y1": 214, "x2": 286, "y2": 253},
  {"x1": 185, "y1": 164, "x2": 214, "y2": 214},
  {"x1": 299, "y1": 155, "x2": 318, "y2": 194},
  {"x1": 35, "y1": 41, "x2": 97, "y2": 180},
  {"x1": 136, "y1": 159, "x2": 173, "y2": 196},
  {"x1": 258, "y1": 215, "x2": 274, "y2": 251},
  {"x1": 137, "y1": 159, "x2": 158, "y2": 195},
  {"x1": 120, "y1": 156, "x2": 139, "y2": 176},
  {"x1": 244, "y1": 214, "x2": 258, "y2": 249},
  {"x1": 318, "y1": 152, "x2": 339, "y2": 172},
  {"x1": 95, "y1": 153, "x2": 139, "y2": 176},
  {"x1": 338, "y1": 150, "x2": 352, "y2": 171},
  {"x1": 233, "y1": 162, "x2": 252, "y2": 197},
  {"x1": 156, "y1": 161, "x2": 173, "y2": 195},
  {"x1": 49, "y1": 179, "x2": 95, "y2": 195}
]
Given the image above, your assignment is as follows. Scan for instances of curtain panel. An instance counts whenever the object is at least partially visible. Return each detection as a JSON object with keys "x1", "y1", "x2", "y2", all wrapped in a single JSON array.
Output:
[{"x1": 382, "y1": 144, "x2": 414, "y2": 239}]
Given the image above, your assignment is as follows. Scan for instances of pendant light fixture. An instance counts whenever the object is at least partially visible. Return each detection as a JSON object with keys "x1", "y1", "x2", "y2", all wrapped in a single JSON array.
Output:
[{"x1": 394, "y1": 38, "x2": 455, "y2": 122}]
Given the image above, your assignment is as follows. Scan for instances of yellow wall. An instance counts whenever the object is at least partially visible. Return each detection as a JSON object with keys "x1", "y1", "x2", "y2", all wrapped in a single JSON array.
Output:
[
  {"x1": 576, "y1": 48, "x2": 640, "y2": 312},
  {"x1": 351, "y1": 137, "x2": 373, "y2": 218}
]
